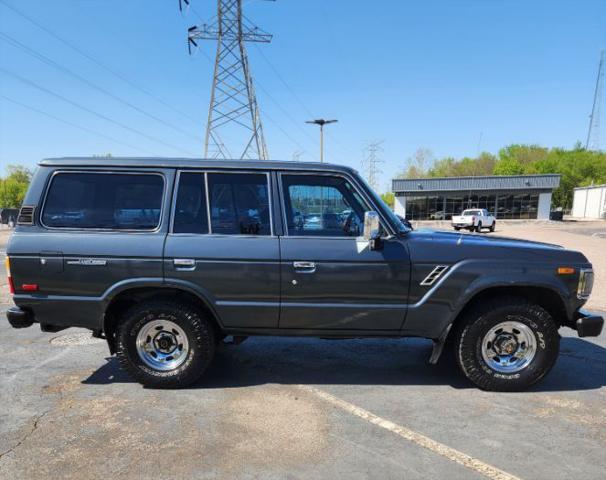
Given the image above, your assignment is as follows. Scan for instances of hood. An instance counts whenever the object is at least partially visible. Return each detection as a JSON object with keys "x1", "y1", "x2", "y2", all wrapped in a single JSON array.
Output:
[
  {"x1": 407, "y1": 228, "x2": 588, "y2": 264},
  {"x1": 419, "y1": 229, "x2": 563, "y2": 250}
]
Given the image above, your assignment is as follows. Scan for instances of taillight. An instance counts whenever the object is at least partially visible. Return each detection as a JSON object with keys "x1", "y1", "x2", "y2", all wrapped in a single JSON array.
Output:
[
  {"x1": 5, "y1": 256, "x2": 15, "y2": 295},
  {"x1": 472, "y1": 216, "x2": 476, "y2": 222}
]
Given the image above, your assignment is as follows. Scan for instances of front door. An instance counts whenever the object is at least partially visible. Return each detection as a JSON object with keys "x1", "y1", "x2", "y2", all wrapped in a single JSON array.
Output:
[
  {"x1": 278, "y1": 173, "x2": 410, "y2": 331},
  {"x1": 164, "y1": 171, "x2": 280, "y2": 329}
]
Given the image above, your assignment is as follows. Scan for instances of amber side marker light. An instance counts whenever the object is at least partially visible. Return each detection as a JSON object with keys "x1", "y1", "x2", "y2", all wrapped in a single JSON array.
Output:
[
  {"x1": 5, "y1": 256, "x2": 15, "y2": 295},
  {"x1": 557, "y1": 267, "x2": 576, "y2": 275}
]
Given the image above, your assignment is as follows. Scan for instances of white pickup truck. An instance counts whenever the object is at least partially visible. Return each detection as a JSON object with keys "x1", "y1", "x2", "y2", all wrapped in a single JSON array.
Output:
[{"x1": 451, "y1": 209, "x2": 496, "y2": 233}]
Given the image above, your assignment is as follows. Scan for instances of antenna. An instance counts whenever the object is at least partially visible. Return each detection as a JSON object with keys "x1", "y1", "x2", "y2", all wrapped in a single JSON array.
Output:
[
  {"x1": 185, "y1": 0, "x2": 273, "y2": 159},
  {"x1": 586, "y1": 50, "x2": 605, "y2": 151}
]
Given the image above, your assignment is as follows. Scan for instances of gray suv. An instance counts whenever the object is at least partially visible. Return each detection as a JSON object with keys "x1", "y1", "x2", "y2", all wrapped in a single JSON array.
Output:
[{"x1": 5, "y1": 158, "x2": 603, "y2": 390}]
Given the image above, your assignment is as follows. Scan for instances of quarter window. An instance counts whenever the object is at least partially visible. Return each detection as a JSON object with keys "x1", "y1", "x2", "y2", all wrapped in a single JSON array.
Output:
[
  {"x1": 173, "y1": 173, "x2": 209, "y2": 234},
  {"x1": 42, "y1": 172, "x2": 163, "y2": 230},
  {"x1": 281, "y1": 174, "x2": 369, "y2": 237},
  {"x1": 207, "y1": 173, "x2": 271, "y2": 235}
]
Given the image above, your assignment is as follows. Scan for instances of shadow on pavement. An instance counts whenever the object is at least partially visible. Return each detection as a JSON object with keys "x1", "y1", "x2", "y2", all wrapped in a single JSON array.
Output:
[{"x1": 83, "y1": 336, "x2": 606, "y2": 392}]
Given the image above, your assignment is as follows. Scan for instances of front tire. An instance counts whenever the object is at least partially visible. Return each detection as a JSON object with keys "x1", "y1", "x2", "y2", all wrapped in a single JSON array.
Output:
[
  {"x1": 453, "y1": 296, "x2": 559, "y2": 391},
  {"x1": 490, "y1": 221, "x2": 496, "y2": 232},
  {"x1": 116, "y1": 300, "x2": 216, "y2": 388}
]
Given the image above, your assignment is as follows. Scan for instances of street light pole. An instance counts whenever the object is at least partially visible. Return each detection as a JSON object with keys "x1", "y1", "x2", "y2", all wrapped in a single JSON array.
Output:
[{"x1": 306, "y1": 119, "x2": 338, "y2": 162}]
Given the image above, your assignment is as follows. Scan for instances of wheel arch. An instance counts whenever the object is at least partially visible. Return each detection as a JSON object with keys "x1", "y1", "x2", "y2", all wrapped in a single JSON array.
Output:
[
  {"x1": 451, "y1": 284, "x2": 568, "y2": 335},
  {"x1": 102, "y1": 284, "x2": 223, "y2": 354}
]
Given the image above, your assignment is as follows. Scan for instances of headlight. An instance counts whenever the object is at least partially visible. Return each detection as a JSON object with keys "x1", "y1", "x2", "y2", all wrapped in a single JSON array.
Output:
[{"x1": 578, "y1": 268, "x2": 594, "y2": 300}]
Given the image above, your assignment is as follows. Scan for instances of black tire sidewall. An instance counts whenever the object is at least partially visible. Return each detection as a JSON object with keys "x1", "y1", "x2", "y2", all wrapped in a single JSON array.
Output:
[
  {"x1": 457, "y1": 301, "x2": 559, "y2": 391},
  {"x1": 117, "y1": 302, "x2": 215, "y2": 388}
]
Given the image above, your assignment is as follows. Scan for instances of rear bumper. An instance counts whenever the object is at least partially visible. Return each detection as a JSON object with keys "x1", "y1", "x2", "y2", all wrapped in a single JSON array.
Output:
[
  {"x1": 573, "y1": 309, "x2": 604, "y2": 337},
  {"x1": 6, "y1": 306, "x2": 35, "y2": 329}
]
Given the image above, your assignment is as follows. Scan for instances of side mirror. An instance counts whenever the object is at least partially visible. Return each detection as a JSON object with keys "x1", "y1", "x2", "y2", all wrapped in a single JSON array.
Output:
[{"x1": 363, "y1": 211, "x2": 382, "y2": 250}]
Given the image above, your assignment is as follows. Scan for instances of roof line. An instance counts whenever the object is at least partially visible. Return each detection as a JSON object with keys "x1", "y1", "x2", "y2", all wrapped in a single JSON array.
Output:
[
  {"x1": 396, "y1": 174, "x2": 561, "y2": 181},
  {"x1": 573, "y1": 184, "x2": 606, "y2": 190}
]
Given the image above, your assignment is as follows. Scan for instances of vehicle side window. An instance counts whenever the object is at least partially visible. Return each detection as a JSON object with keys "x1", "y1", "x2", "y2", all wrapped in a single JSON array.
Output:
[
  {"x1": 173, "y1": 173, "x2": 209, "y2": 234},
  {"x1": 207, "y1": 173, "x2": 271, "y2": 236},
  {"x1": 42, "y1": 172, "x2": 163, "y2": 230},
  {"x1": 281, "y1": 174, "x2": 369, "y2": 237}
]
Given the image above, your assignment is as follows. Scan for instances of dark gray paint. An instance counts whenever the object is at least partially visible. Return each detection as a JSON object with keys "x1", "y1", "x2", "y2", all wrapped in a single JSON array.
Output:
[{"x1": 5, "y1": 158, "x2": 595, "y2": 341}]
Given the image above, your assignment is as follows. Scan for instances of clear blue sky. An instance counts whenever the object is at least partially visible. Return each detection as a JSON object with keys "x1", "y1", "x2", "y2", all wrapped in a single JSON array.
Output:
[{"x1": 1, "y1": 0, "x2": 605, "y2": 192}]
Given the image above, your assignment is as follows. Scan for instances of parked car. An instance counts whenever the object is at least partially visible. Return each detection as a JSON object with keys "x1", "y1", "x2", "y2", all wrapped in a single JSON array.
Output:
[
  {"x1": 0, "y1": 208, "x2": 19, "y2": 225},
  {"x1": 452, "y1": 208, "x2": 496, "y2": 233},
  {"x1": 430, "y1": 211, "x2": 446, "y2": 220},
  {"x1": 5, "y1": 158, "x2": 603, "y2": 391}
]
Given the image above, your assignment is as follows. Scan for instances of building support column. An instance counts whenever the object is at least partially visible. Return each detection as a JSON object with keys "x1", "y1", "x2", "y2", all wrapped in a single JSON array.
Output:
[
  {"x1": 395, "y1": 195, "x2": 406, "y2": 217},
  {"x1": 538, "y1": 192, "x2": 552, "y2": 220}
]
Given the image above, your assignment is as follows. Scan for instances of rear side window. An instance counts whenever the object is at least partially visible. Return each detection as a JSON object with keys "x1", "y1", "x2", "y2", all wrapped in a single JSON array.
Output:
[
  {"x1": 42, "y1": 172, "x2": 164, "y2": 230},
  {"x1": 207, "y1": 173, "x2": 271, "y2": 235},
  {"x1": 173, "y1": 173, "x2": 209, "y2": 234}
]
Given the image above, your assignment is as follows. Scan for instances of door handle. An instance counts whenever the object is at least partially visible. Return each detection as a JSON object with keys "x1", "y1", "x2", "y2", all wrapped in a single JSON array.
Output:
[
  {"x1": 293, "y1": 261, "x2": 316, "y2": 273},
  {"x1": 174, "y1": 258, "x2": 196, "y2": 270}
]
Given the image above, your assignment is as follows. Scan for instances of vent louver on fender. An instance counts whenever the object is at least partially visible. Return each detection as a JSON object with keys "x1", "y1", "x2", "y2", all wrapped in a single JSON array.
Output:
[
  {"x1": 17, "y1": 206, "x2": 35, "y2": 225},
  {"x1": 420, "y1": 265, "x2": 449, "y2": 286}
]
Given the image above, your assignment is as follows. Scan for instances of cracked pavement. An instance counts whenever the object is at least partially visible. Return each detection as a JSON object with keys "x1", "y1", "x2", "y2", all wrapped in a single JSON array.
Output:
[{"x1": 1, "y1": 224, "x2": 606, "y2": 479}]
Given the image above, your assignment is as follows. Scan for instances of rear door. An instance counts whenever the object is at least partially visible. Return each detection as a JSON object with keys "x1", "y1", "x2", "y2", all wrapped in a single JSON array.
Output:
[
  {"x1": 278, "y1": 172, "x2": 410, "y2": 331},
  {"x1": 163, "y1": 170, "x2": 280, "y2": 329}
]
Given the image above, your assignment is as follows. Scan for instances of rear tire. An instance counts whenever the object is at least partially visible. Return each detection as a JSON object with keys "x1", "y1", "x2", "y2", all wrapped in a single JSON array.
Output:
[
  {"x1": 116, "y1": 300, "x2": 215, "y2": 388},
  {"x1": 454, "y1": 227, "x2": 461, "y2": 231},
  {"x1": 476, "y1": 222, "x2": 483, "y2": 233},
  {"x1": 452, "y1": 296, "x2": 559, "y2": 391}
]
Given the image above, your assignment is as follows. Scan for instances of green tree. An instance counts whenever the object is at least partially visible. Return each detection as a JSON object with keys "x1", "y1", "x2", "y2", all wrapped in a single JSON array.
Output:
[
  {"x1": 381, "y1": 192, "x2": 395, "y2": 209},
  {"x1": 493, "y1": 157, "x2": 524, "y2": 175},
  {"x1": 0, "y1": 164, "x2": 33, "y2": 208}
]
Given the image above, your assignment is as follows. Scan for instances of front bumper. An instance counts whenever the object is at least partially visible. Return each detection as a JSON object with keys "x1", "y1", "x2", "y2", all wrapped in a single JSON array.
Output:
[
  {"x1": 573, "y1": 309, "x2": 604, "y2": 337},
  {"x1": 6, "y1": 306, "x2": 35, "y2": 329}
]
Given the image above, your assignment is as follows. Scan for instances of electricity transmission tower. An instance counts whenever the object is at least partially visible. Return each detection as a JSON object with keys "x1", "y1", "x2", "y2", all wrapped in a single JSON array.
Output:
[
  {"x1": 586, "y1": 50, "x2": 605, "y2": 151},
  {"x1": 185, "y1": 0, "x2": 272, "y2": 159},
  {"x1": 362, "y1": 141, "x2": 384, "y2": 191}
]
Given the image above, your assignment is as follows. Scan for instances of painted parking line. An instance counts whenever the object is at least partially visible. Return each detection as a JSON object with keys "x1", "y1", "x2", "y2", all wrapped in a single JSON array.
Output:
[
  {"x1": 299, "y1": 385, "x2": 521, "y2": 480},
  {"x1": 591, "y1": 232, "x2": 606, "y2": 238}
]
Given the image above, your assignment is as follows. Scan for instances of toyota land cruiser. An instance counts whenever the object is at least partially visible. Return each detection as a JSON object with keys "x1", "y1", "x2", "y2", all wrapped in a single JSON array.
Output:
[{"x1": 5, "y1": 158, "x2": 603, "y2": 390}]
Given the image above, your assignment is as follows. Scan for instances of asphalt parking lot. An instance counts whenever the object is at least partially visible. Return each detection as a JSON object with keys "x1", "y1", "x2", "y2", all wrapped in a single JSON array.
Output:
[{"x1": 1, "y1": 222, "x2": 605, "y2": 480}]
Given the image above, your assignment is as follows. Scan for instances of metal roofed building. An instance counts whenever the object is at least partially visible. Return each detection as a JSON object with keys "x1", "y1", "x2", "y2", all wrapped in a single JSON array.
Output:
[
  {"x1": 392, "y1": 174, "x2": 561, "y2": 221},
  {"x1": 572, "y1": 184, "x2": 606, "y2": 219}
]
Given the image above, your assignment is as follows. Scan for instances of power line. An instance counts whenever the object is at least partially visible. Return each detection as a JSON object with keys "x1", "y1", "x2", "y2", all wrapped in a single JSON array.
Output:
[
  {"x1": 0, "y1": 31, "x2": 202, "y2": 143},
  {"x1": 252, "y1": 42, "x2": 357, "y2": 160},
  {"x1": 0, "y1": 67, "x2": 198, "y2": 156},
  {"x1": 0, "y1": 94, "x2": 155, "y2": 155},
  {"x1": 0, "y1": 0, "x2": 201, "y2": 126},
  {"x1": 253, "y1": 43, "x2": 315, "y2": 118}
]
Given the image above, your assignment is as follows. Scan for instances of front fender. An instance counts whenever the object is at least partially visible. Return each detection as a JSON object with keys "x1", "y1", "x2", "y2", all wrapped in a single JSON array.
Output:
[{"x1": 402, "y1": 259, "x2": 574, "y2": 339}]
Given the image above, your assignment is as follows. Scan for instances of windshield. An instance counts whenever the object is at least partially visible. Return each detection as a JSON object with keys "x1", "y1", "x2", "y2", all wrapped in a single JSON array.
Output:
[{"x1": 357, "y1": 175, "x2": 410, "y2": 234}]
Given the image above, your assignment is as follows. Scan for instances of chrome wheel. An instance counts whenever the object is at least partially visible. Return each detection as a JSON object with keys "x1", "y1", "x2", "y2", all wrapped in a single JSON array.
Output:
[
  {"x1": 136, "y1": 320, "x2": 189, "y2": 371},
  {"x1": 480, "y1": 320, "x2": 537, "y2": 373}
]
